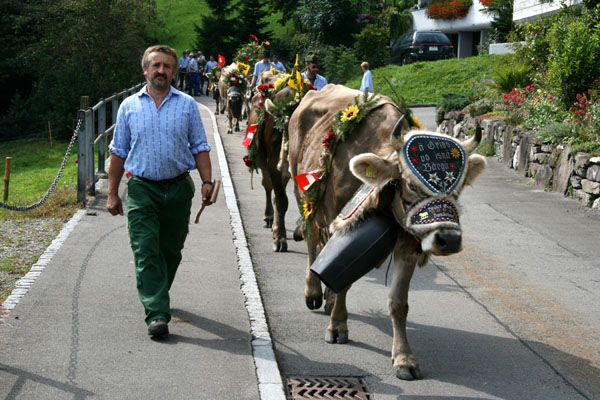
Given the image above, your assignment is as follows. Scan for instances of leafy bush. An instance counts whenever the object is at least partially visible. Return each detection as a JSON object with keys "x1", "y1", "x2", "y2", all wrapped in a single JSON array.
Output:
[
  {"x1": 323, "y1": 46, "x2": 360, "y2": 84},
  {"x1": 487, "y1": 59, "x2": 532, "y2": 93},
  {"x1": 546, "y1": 10, "x2": 600, "y2": 107},
  {"x1": 535, "y1": 121, "x2": 573, "y2": 144},
  {"x1": 426, "y1": 0, "x2": 473, "y2": 20},
  {"x1": 435, "y1": 92, "x2": 473, "y2": 124}
]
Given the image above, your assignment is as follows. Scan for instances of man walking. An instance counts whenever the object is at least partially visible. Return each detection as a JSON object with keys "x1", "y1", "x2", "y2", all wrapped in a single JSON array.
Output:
[
  {"x1": 250, "y1": 49, "x2": 272, "y2": 90},
  {"x1": 106, "y1": 45, "x2": 213, "y2": 338}
]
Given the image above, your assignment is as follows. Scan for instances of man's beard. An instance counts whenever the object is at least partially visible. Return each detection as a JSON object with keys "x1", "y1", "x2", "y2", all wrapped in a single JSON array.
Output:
[{"x1": 149, "y1": 74, "x2": 169, "y2": 91}]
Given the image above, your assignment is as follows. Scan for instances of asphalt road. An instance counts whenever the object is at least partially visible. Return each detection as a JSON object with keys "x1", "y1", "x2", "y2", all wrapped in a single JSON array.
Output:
[{"x1": 202, "y1": 95, "x2": 599, "y2": 400}]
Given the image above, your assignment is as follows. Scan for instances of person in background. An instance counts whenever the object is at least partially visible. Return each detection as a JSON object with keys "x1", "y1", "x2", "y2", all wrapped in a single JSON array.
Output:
[
  {"x1": 250, "y1": 49, "x2": 272, "y2": 90},
  {"x1": 106, "y1": 45, "x2": 213, "y2": 338},
  {"x1": 178, "y1": 50, "x2": 190, "y2": 90},
  {"x1": 302, "y1": 50, "x2": 327, "y2": 91},
  {"x1": 204, "y1": 55, "x2": 218, "y2": 96},
  {"x1": 197, "y1": 51, "x2": 207, "y2": 94},
  {"x1": 187, "y1": 53, "x2": 200, "y2": 96},
  {"x1": 359, "y1": 61, "x2": 373, "y2": 93},
  {"x1": 270, "y1": 54, "x2": 286, "y2": 72}
]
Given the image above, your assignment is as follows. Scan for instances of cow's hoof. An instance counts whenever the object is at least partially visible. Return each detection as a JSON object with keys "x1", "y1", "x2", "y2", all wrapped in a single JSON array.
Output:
[
  {"x1": 227, "y1": 129, "x2": 232, "y2": 134},
  {"x1": 264, "y1": 219, "x2": 273, "y2": 228},
  {"x1": 273, "y1": 240, "x2": 287, "y2": 252},
  {"x1": 293, "y1": 225, "x2": 304, "y2": 242},
  {"x1": 325, "y1": 329, "x2": 348, "y2": 344},
  {"x1": 395, "y1": 366, "x2": 423, "y2": 380},
  {"x1": 235, "y1": 127, "x2": 240, "y2": 132},
  {"x1": 220, "y1": 110, "x2": 224, "y2": 114},
  {"x1": 305, "y1": 295, "x2": 322, "y2": 310}
]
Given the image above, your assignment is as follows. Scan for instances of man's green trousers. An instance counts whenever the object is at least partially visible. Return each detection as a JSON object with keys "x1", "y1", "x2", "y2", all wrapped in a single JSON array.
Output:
[{"x1": 126, "y1": 175, "x2": 195, "y2": 325}]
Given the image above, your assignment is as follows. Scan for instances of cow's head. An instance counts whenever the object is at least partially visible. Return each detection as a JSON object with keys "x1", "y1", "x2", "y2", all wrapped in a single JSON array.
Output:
[
  {"x1": 349, "y1": 117, "x2": 486, "y2": 256},
  {"x1": 227, "y1": 86, "x2": 243, "y2": 119}
]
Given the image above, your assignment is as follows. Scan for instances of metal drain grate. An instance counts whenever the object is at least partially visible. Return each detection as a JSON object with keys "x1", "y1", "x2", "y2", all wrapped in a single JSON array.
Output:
[{"x1": 286, "y1": 376, "x2": 374, "y2": 399}]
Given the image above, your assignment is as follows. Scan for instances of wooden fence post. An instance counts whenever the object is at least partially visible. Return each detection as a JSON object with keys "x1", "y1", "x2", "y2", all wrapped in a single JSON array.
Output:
[{"x1": 3, "y1": 157, "x2": 12, "y2": 201}]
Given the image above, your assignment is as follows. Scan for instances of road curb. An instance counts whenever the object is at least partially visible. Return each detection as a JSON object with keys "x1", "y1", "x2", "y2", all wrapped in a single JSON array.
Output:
[
  {"x1": 198, "y1": 103, "x2": 287, "y2": 400},
  {"x1": 1, "y1": 209, "x2": 86, "y2": 321}
]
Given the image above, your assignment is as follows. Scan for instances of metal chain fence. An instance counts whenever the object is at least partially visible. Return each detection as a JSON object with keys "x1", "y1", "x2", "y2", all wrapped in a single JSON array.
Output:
[{"x1": 0, "y1": 117, "x2": 83, "y2": 211}]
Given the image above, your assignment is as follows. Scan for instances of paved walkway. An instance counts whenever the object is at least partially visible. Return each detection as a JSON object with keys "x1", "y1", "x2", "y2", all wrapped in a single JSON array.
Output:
[{"x1": 0, "y1": 101, "x2": 285, "y2": 399}]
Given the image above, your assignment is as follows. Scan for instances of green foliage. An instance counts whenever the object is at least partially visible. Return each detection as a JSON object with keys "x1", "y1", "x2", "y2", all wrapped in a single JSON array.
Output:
[
  {"x1": 353, "y1": 20, "x2": 391, "y2": 69},
  {"x1": 234, "y1": 0, "x2": 273, "y2": 47},
  {"x1": 475, "y1": 138, "x2": 496, "y2": 156},
  {"x1": 323, "y1": 46, "x2": 360, "y2": 84},
  {"x1": 535, "y1": 121, "x2": 573, "y2": 144},
  {"x1": 194, "y1": 0, "x2": 237, "y2": 61},
  {"x1": 435, "y1": 92, "x2": 473, "y2": 124},
  {"x1": 154, "y1": 0, "x2": 210, "y2": 54},
  {"x1": 546, "y1": 9, "x2": 600, "y2": 107},
  {"x1": 487, "y1": 58, "x2": 532, "y2": 93},
  {"x1": 297, "y1": 0, "x2": 360, "y2": 45},
  {"x1": 480, "y1": 0, "x2": 514, "y2": 43},
  {"x1": 2, "y1": 0, "x2": 158, "y2": 140}
]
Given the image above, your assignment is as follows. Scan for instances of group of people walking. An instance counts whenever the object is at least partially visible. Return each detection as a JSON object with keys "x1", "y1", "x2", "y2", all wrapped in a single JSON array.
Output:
[
  {"x1": 177, "y1": 50, "x2": 219, "y2": 96},
  {"x1": 106, "y1": 43, "x2": 374, "y2": 338}
]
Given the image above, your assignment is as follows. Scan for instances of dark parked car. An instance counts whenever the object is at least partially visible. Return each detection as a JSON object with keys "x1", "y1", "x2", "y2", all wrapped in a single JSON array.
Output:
[{"x1": 390, "y1": 31, "x2": 454, "y2": 65}]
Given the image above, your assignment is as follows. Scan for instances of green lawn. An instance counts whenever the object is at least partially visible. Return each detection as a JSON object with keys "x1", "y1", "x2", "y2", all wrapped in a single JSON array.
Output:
[
  {"x1": 345, "y1": 54, "x2": 504, "y2": 105},
  {"x1": 0, "y1": 137, "x2": 81, "y2": 219}
]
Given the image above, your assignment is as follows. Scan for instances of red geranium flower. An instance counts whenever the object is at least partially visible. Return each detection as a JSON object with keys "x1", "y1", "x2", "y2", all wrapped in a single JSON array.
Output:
[{"x1": 243, "y1": 155, "x2": 252, "y2": 167}]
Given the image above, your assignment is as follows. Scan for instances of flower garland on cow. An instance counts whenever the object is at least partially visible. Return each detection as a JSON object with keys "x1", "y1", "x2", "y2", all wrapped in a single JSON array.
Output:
[
  {"x1": 242, "y1": 55, "x2": 314, "y2": 173},
  {"x1": 296, "y1": 91, "x2": 379, "y2": 230}
]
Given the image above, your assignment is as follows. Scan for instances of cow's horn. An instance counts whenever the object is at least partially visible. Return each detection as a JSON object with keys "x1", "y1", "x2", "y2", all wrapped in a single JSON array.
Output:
[
  {"x1": 390, "y1": 115, "x2": 405, "y2": 149},
  {"x1": 462, "y1": 120, "x2": 482, "y2": 154},
  {"x1": 264, "y1": 98, "x2": 277, "y2": 116}
]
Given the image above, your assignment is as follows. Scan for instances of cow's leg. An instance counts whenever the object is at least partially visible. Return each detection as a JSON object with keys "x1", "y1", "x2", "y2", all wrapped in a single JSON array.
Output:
[
  {"x1": 261, "y1": 172, "x2": 274, "y2": 229},
  {"x1": 304, "y1": 227, "x2": 322, "y2": 310},
  {"x1": 271, "y1": 170, "x2": 288, "y2": 252},
  {"x1": 389, "y1": 256, "x2": 422, "y2": 380},
  {"x1": 235, "y1": 118, "x2": 240, "y2": 132},
  {"x1": 227, "y1": 108, "x2": 233, "y2": 134},
  {"x1": 325, "y1": 286, "x2": 349, "y2": 344}
]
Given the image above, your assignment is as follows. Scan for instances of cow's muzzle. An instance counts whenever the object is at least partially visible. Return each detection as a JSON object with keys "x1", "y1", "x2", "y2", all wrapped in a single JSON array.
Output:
[{"x1": 421, "y1": 229, "x2": 462, "y2": 255}]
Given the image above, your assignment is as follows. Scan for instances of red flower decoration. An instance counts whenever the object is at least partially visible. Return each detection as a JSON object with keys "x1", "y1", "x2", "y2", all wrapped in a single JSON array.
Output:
[
  {"x1": 243, "y1": 155, "x2": 252, "y2": 167},
  {"x1": 257, "y1": 83, "x2": 274, "y2": 91},
  {"x1": 322, "y1": 129, "x2": 335, "y2": 149},
  {"x1": 250, "y1": 34, "x2": 258, "y2": 42},
  {"x1": 410, "y1": 145, "x2": 418, "y2": 153}
]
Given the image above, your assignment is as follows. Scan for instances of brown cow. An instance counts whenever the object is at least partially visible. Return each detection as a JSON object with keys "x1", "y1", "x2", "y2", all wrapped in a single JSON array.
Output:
[
  {"x1": 284, "y1": 84, "x2": 486, "y2": 380},
  {"x1": 247, "y1": 71, "x2": 296, "y2": 251}
]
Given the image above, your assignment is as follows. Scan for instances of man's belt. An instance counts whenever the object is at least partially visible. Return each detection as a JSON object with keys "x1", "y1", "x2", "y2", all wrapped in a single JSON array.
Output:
[{"x1": 136, "y1": 171, "x2": 189, "y2": 188}]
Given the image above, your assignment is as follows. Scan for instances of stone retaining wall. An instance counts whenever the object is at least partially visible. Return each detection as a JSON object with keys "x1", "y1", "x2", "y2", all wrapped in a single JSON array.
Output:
[{"x1": 438, "y1": 112, "x2": 600, "y2": 209}]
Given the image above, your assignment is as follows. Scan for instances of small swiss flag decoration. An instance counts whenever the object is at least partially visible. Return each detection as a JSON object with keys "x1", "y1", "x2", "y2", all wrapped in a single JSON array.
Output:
[
  {"x1": 242, "y1": 124, "x2": 258, "y2": 147},
  {"x1": 295, "y1": 168, "x2": 324, "y2": 192}
]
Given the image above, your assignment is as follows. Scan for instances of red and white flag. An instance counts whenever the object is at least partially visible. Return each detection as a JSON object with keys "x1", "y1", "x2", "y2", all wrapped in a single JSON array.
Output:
[
  {"x1": 295, "y1": 168, "x2": 324, "y2": 192},
  {"x1": 242, "y1": 124, "x2": 258, "y2": 147}
]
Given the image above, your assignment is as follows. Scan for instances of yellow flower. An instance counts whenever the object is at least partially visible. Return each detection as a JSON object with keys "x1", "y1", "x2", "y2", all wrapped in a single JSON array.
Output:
[
  {"x1": 341, "y1": 105, "x2": 360, "y2": 122},
  {"x1": 537, "y1": 89, "x2": 542, "y2": 94},
  {"x1": 274, "y1": 74, "x2": 290, "y2": 90},
  {"x1": 412, "y1": 116, "x2": 424, "y2": 129},
  {"x1": 450, "y1": 148, "x2": 461, "y2": 158},
  {"x1": 303, "y1": 198, "x2": 315, "y2": 219}
]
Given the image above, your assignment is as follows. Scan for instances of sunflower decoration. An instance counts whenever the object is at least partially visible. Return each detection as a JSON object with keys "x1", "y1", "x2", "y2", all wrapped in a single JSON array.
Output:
[
  {"x1": 340, "y1": 104, "x2": 359, "y2": 122},
  {"x1": 411, "y1": 115, "x2": 424, "y2": 129},
  {"x1": 302, "y1": 197, "x2": 315, "y2": 220},
  {"x1": 332, "y1": 91, "x2": 378, "y2": 141}
]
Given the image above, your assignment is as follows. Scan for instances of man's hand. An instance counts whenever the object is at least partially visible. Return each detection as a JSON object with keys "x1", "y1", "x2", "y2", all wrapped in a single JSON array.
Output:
[
  {"x1": 106, "y1": 193, "x2": 124, "y2": 216},
  {"x1": 201, "y1": 183, "x2": 213, "y2": 206}
]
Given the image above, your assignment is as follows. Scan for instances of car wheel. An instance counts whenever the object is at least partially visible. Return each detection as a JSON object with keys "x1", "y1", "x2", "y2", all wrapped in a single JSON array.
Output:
[{"x1": 401, "y1": 55, "x2": 410, "y2": 66}]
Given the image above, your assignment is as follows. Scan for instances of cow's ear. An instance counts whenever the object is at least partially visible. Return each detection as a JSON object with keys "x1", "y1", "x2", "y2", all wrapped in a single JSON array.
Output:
[
  {"x1": 350, "y1": 153, "x2": 401, "y2": 185},
  {"x1": 464, "y1": 154, "x2": 486, "y2": 186}
]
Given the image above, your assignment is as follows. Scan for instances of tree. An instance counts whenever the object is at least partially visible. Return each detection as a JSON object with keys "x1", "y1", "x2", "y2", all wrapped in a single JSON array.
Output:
[
  {"x1": 235, "y1": 0, "x2": 272, "y2": 45},
  {"x1": 194, "y1": 0, "x2": 237, "y2": 61},
  {"x1": 480, "y1": 0, "x2": 514, "y2": 43},
  {"x1": 297, "y1": 0, "x2": 360, "y2": 46},
  {"x1": 264, "y1": 0, "x2": 300, "y2": 24},
  {"x1": 0, "y1": 0, "x2": 159, "y2": 139}
]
